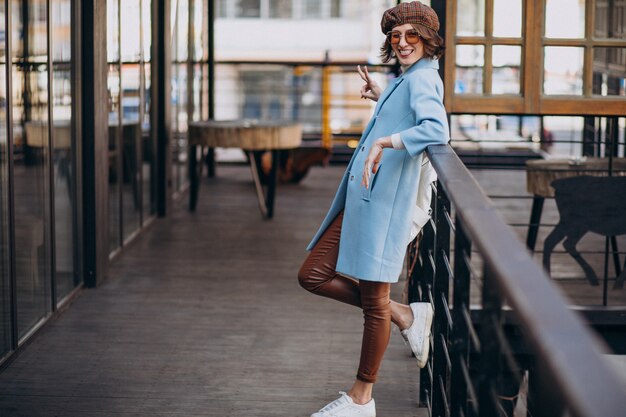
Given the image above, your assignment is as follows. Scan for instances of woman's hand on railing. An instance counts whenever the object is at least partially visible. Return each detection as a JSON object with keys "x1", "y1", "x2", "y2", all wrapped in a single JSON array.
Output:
[{"x1": 357, "y1": 65, "x2": 382, "y2": 102}]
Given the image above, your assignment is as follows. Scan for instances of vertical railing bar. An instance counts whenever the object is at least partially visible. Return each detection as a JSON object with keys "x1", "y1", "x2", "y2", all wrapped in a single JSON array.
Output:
[
  {"x1": 442, "y1": 250, "x2": 454, "y2": 280},
  {"x1": 462, "y1": 251, "x2": 483, "y2": 291},
  {"x1": 440, "y1": 333, "x2": 452, "y2": 370},
  {"x1": 441, "y1": 292, "x2": 453, "y2": 330},
  {"x1": 432, "y1": 180, "x2": 451, "y2": 416},
  {"x1": 477, "y1": 264, "x2": 503, "y2": 417},
  {"x1": 439, "y1": 374, "x2": 451, "y2": 417},
  {"x1": 460, "y1": 358, "x2": 479, "y2": 416},
  {"x1": 451, "y1": 219, "x2": 472, "y2": 417},
  {"x1": 443, "y1": 207, "x2": 456, "y2": 234},
  {"x1": 491, "y1": 316, "x2": 523, "y2": 385},
  {"x1": 462, "y1": 306, "x2": 481, "y2": 353}
]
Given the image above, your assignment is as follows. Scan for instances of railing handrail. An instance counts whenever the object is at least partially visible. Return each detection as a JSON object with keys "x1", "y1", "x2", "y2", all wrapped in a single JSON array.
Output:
[{"x1": 426, "y1": 144, "x2": 626, "y2": 417}]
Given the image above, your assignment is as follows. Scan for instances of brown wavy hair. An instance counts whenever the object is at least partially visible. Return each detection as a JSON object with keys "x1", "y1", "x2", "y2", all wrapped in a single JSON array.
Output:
[{"x1": 379, "y1": 24, "x2": 445, "y2": 63}]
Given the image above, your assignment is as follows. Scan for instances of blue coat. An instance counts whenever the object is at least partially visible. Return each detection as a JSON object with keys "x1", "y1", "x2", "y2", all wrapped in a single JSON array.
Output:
[{"x1": 306, "y1": 58, "x2": 450, "y2": 283}]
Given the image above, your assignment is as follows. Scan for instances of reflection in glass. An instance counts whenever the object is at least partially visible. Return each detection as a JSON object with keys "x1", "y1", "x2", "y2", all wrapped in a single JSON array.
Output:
[
  {"x1": 592, "y1": 49, "x2": 626, "y2": 97},
  {"x1": 193, "y1": 64, "x2": 202, "y2": 121},
  {"x1": 121, "y1": 65, "x2": 141, "y2": 240},
  {"x1": 455, "y1": 45, "x2": 484, "y2": 94},
  {"x1": 456, "y1": 0, "x2": 484, "y2": 36},
  {"x1": 108, "y1": 65, "x2": 121, "y2": 253},
  {"x1": 269, "y1": 0, "x2": 292, "y2": 18},
  {"x1": 0, "y1": 1, "x2": 11, "y2": 357},
  {"x1": 142, "y1": 63, "x2": 155, "y2": 218},
  {"x1": 12, "y1": 0, "x2": 52, "y2": 338},
  {"x1": 544, "y1": 47, "x2": 584, "y2": 95},
  {"x1": 545, "y1": 0, "x2": 585, "y2": 38},
  {"x1": 493, "y1": 0, "x2": 521, "y2": 37},
  {"x1": 172, "y1": 64, "x2": 188, "y2": 192},
  {"x1": 595, "y1": 1, "x2": 626, "y2": 39},
  {"x1": 142, "y1": 0, "x2": 155, "y2": 218},
  {"x1": 492, "y1": 45, "x2": 521, "y2": 94},
  {"x1": 51, "y1": 0, "x2": 78, "y2": 301}
]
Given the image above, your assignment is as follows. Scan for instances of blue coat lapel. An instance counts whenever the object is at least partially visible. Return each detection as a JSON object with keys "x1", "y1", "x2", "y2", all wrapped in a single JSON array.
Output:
[{"x1": 374, "y1": 77, "x2": 404, "y2": 116}]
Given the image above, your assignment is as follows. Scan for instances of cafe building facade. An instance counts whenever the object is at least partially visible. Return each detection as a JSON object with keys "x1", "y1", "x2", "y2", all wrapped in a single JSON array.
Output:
[{"x1": 0, "y1": 0, "x2": 213, "y2": 367}]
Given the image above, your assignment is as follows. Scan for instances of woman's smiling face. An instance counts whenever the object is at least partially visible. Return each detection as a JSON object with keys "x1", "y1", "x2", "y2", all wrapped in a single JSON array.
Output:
[{"x1": 390, "y1": 23, "x2": 424, "y2": 67}]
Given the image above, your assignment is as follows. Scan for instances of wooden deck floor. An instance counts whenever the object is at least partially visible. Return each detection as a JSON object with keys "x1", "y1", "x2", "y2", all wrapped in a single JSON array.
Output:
[{"x1": 0, "y1": 165, "x2": 427, "y2": 417}]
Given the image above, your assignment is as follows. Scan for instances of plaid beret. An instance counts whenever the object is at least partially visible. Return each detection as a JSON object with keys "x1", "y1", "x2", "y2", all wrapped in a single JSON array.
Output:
[{"x1": 381, "y1": 1, "x2": 440, "y2": 34}]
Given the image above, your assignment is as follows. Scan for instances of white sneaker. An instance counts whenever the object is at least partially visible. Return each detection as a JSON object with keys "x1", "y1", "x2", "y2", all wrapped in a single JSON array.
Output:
[
  {"x1": 311, "y1": 391, "x2": 376, "y2": 417},
  {"x1": 400, "y1": 302, "x2": 433, "y2": 368}
]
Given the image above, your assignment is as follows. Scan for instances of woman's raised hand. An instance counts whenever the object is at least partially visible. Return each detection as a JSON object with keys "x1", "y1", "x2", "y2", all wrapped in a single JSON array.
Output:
[{"x1": 357, "y1": 65, "x2": 382, "y2": 102}]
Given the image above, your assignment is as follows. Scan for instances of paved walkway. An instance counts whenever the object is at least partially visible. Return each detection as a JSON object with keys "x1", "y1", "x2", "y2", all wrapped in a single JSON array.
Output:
[{"x1": 0, "y1": 165, "x2": 426, "y2": 417}]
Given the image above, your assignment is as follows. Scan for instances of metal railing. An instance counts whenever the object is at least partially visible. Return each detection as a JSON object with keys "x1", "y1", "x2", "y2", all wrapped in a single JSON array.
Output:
[{"x1": 408, "y1": 144, "x2": 626, "y2": 417}]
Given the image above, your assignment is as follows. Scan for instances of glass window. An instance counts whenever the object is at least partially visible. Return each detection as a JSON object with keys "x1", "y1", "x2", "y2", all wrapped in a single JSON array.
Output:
[
  {"x1": 235, "y1": 0, "x2": 260, "y2": 18},
  {"x1": 545, "y1": 0, "x2": 585, "y2": 38},
  {"x1": 492, "y1": 45, "x2": 521, "y2": 94},
  {"x1": 592, "y1": 48, "x2": 626, "y2": 97},
  {"x1": 456, "y1": 0, "x2": 485, "y2": 36},
  {"x1": 455, "y1": 45, "x2": 484, "y2": 94},
  {"x1": 269, "y1": 0, "x2": 292, "y2": 18},
  {"x1": 0, "y1": 0, "x2": 11, "y2": 357},
  {"x1": 121, "y1": 0, "x2": 142, "y2": 62},
  {"x1": 108, "y1": 65, "x2": 121, "y2": 253},
  {"x1": 493, "y1": 0, "x2": 521, "y2": 38},
  {"x1": 595, "y1": 0, "x2": 626, "y2": 39},
  {"x1": 543, "y1": 46, "x2": 584, "y2": 95},
  {"x1": 12, "y1": 0, "x2": 52, "y2": 338},
  {"x1": 107, "y1": 0, "x2": 120, "y2": 62},
  {"x1": 176, "y1": 0, "x2": 189, "y2": 61},
  {"x1": 121, "y1": 64, "x2": 141, "y2": 240},
  {"x1": 51, "y1": 0, "x2": 78, "y2": 301}
]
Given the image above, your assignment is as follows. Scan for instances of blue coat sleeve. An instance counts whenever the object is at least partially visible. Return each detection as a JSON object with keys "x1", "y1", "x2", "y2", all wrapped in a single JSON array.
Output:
[{"x1": 397, "y1": 70, "x2": 450, "y2": 158}]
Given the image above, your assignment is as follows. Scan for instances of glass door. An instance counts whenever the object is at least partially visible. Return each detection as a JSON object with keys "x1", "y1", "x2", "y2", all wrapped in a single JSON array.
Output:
[
  {"x1": 0, "y1": 0, "x2": 12, "y2": 357},
  {"x1": 11, "y1": 0, "x2": 53, "y2": 338}
]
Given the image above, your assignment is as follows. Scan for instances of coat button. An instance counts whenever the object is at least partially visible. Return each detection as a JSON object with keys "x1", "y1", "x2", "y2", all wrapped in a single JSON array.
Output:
[
  {"x1": 361, "y1": 146, "x2": 365, "y2": 152},
  {"x1": 350, "y1": 175, "x2": 354, "y2": 181}
]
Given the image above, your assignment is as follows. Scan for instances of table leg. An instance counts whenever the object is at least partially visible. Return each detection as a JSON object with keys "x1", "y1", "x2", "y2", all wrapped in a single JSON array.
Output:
[
  {"x1": 206, "y1": 147, "x2": 215, "y2": 178},
  {"x1": 248, "y1": 151, "x2": 267, "y2": 218},
  {"x1": 247, "y1": 150, "x2": 279, "y2": 219},
  {"x1": 526, "y1": 196, "x2": 544, "y2": 252},
  {"x1": 189, "y1": 144, "x2": 199, "y2": 211},
  {"x1": 266, "y1": 150, "x2": 280, "y2": 219}
]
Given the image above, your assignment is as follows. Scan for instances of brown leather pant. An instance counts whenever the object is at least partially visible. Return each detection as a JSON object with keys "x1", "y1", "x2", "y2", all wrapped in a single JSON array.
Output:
[{"x1": 298, "y1": 211, "x2": 391, "y2": 383}]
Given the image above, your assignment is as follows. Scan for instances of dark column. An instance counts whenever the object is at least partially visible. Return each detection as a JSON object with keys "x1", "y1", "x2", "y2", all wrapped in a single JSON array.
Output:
[
  {"x1": 154, "y1": 0, "x2": 172, "y2": 216},
  {"x1": 81, "y1": 0, "x2": 109, "y2": 287}
]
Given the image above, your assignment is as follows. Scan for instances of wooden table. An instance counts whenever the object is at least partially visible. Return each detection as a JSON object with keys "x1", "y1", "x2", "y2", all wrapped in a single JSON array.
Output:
[
  {"x1": 188, "y1": 120, "x2": 302, "y2": 218},
  {"x1": 525, "y1": 157, "x2": 626, "y2": 251}
]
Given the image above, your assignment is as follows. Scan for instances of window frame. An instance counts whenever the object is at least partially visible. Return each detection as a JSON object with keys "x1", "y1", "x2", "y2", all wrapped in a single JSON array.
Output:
[{"x1": 444, "y1": 0, "x2": 626, "y2": 116}]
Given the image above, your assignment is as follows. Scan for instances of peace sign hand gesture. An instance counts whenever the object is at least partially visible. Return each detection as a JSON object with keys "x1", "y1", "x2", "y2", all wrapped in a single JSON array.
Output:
[{"x1": 357, "y1": 65, "x2": 382, "y2": 102}]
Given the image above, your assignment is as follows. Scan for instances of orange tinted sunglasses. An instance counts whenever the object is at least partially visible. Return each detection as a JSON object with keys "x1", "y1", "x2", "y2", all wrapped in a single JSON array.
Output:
[{"x1": 386, "y1": 30, "x2": 420, "y2": 45}]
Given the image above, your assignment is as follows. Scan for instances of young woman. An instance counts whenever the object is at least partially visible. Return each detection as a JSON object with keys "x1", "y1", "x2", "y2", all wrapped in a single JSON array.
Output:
[{"x1": 298, "y1": 2, "x2": 448, "y2": 416}]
